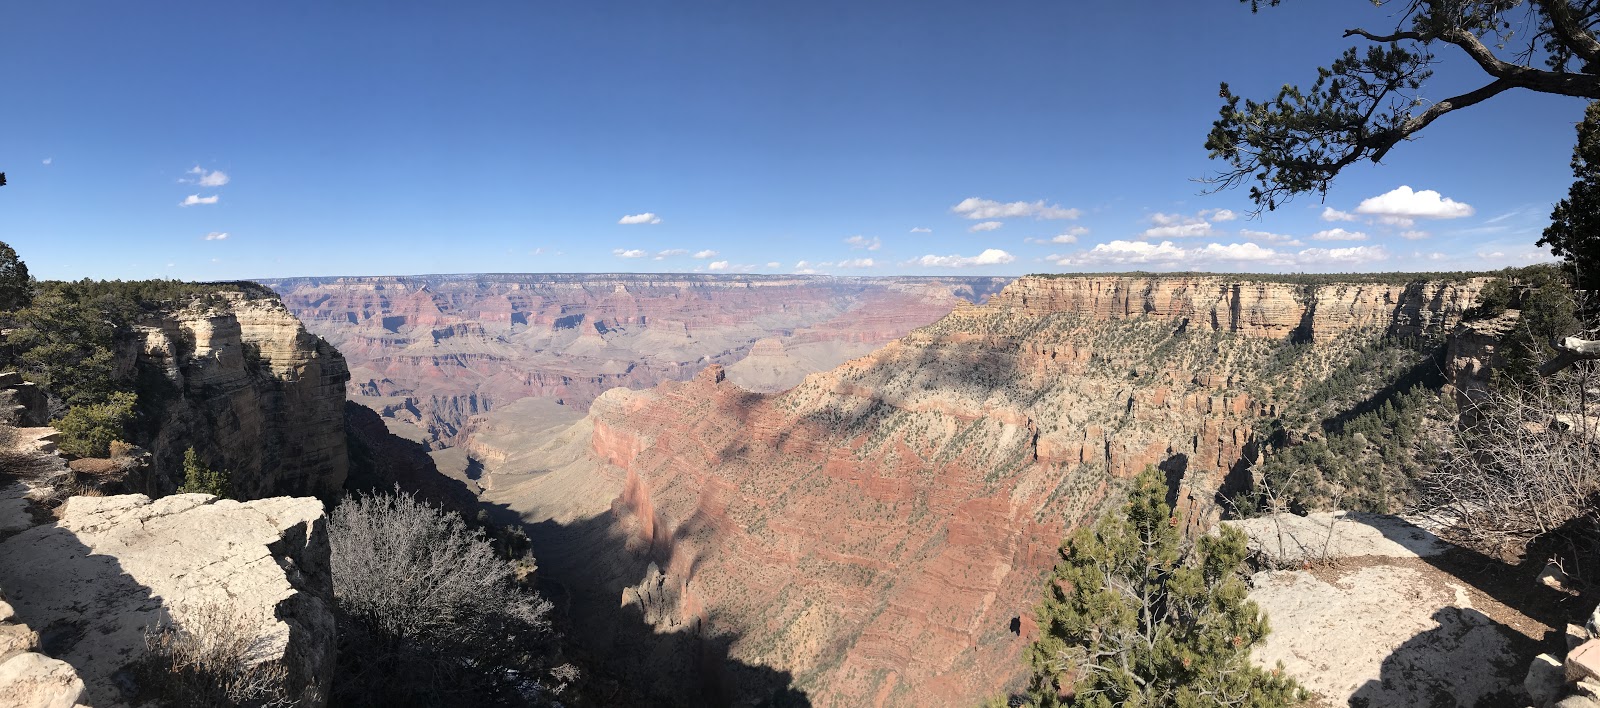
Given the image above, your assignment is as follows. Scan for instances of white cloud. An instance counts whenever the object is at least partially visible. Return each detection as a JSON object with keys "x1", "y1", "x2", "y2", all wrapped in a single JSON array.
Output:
[
  {"x1": 969, "y1": 221, "x2": 1004, "y2": 233},
  {"x1": 951, "y1": 197, "x2": 1080, "y2": 220},
  {"x1": 693, "y1": 249, "x2": 719, "y2": 259},
  {"x1": 1200, "y1": 208, "x2": 1237, "y2": 222},
  {"x1": 613, "y1": 248, "x2": 647, "y2": 258},
  {"x1": 41, "y1": 158, "x2": 51, "y2": 166},
  {"x1": 1309, "y1": 228, "x2": 1368, "y2": 241},
  {"x1": 618, "y1": 212, "x2": 662, "y2": 225},
  {"x1": 912, "y1": 248, "x2": 1015, "y2": 268},
  {"x1": 1321, "y1": 207, "x2": 1357, "y2": 222},
  {"x1": 1141, "y1": 212, "x2": 1216, "y2": 239},
  {"x1": 652, "y1": 249, "x2": 688, "y2": 260},
  {"x1": 1399, "y1": 230, "x2": 1430, "y2": 240},
  {"x1": 1076, "y1": 240, "x2": 1191, "y2": 264},
  {"x1": 708, "y1": 260, "x2": 731, "y2": 271},
  {"x1": 1355, "y1": 186, "x2": 1475, "y2": 223},
  {"x1": 183, "y1": 166, "x2": 230, "y2": 187},
  {"x1": 766, "y1": 261, "x2": 781, "y2": 269},
  {"x1": 203, "y1": 232, "x2": 229, "y2": 241},
  {"x1": 845, "y1": 235, "x2": 881, "y2": 250},
  {"x1": 179, "y1": 194, "x2": 219, "y2": 207},
  {"x1": 909, "y1": 226, "x2": 932, "y2": 233},
  {"x1": 1238, "y1": 229, "x2": 1303, "y2": 245},
  {"x1": 530, "y1": 247, "x2": 546, "y2": 255},
  {"x1": 837, "y1": 258, "x2": 876, "y2": 268},
  {"x1": 1296, "y1": 245, "x2": 1389, "y2": 264}
]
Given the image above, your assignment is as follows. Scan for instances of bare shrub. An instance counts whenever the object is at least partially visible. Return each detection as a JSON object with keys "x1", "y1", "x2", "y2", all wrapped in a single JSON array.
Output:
[
  {"x1": 137, "y1": 601, "x2": 296, "y2": 708},
  {"x1": 1425, "y1": 367, "x2": 1600, "y2": 552},
  {"x1": 329, "y1": 488, "x2": 568, "y2": 706}
]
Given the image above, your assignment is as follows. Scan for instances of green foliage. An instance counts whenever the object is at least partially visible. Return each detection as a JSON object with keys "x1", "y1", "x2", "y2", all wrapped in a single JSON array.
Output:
[
  {"x1": 53, "y1": 391, "x2": 136, "y2": 458},
  {"x1": 1208, "y1": 2, "x2": 1600, "y2": 212},
  {"x1": 1463, "y1": 278, "x2": 1512, "y2": 321},
  {"x1": 178, "y1": 447, "x2": 231, "y2": 498},
  {"x1": 1542, "y1": 102, "x2": 1600, "y2": 291},
  {"x1": 1024, "y1": 467, "x2": 1303, "y2": 707},
  {"x1": 0, "y1": 241, "x2": 33, "y2": 312}
]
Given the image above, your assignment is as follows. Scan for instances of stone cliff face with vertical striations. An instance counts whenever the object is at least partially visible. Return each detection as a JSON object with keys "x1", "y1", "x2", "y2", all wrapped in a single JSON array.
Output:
[
  {"x1": 477, "y1": 274, "x2": 1488, "y2": 707},
  {"x1": 127, "y1": 291, "x2": 350, "y2": 499}
]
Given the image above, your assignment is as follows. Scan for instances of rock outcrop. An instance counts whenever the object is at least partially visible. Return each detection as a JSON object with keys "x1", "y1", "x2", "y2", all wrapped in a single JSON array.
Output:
[
  {"x1": 128, "y1": 291, "x2": 350, "y2": 498},
  {"x1": 0, "y1": 493, "x2": 335, "y2": 707},
  {"x1": 476, "y1": 274, "x2": 1488, "y2": 706}
]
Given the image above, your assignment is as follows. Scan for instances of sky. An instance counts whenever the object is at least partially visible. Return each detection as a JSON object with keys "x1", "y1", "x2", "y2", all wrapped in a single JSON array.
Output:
[{"x1": 0, "y1": 1, "x2": 1583, "y2": 281}]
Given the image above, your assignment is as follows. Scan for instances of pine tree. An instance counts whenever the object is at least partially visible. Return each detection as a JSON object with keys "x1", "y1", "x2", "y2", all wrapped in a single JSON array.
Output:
[
  {"x1": 178, "y1": 447, "x2": 230, "y2": 498},
  {"x1": 1024, "y1": 467, "x2": 1303, "y2": 707}
]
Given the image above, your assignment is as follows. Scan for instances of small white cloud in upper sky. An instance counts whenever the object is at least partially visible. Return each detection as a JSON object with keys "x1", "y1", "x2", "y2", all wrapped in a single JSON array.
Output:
[
  {"x1": 969, "y1": 221, "x2": 1004, "y2": 233},
  {"x1": 766, "y1": 261, "x2": 780, "y2": 268},
  {"x1": 180, "y1": 194, "x2": 219, "y2": 207},
  {"x1": 845, "y1": 235, "x2": 881, "y2": 250},
  {"x1": 653, "y1": 249, "x2": 688, "y2": 260},
  {"x1": 613, "y1": 248, "x2": 647, "y2": 258},
  {"x1": 1399, "y1": 230, "x2": 1430, "y2": 240},
  {"x1": 1141, "y1": 213, "x2": 1214, "y2": 239},
  {"x1": 618, "y1": 212, "x2": 662, "y2": 225},
  {"x1": 1310, "y1": 228, "x2": 1368, "y2": 241},
  {"x1": 693, "y1": 250, "x2": 719, "y2": 259},
  {"x1": 1355, "y1": 186, "x2": 1474, "y2": 227},
  {"x1": 203, "y1": 232, "x2": 229, "y2": 241},
  {"x1": 952, "y1": 197, "x2": 1080, "y2": 220},
  {"x1": 708, "y1": 260, "x2": 730, "y2": 271},
  {"x1": 1321, "y1": 207, "x2": 1357, "y2": 222},
  {"x1": 182, "y1": 166, "x2": 230, "y2": 187},
  {"x1": 41, "y1": 158, "x2": 52, "y2": 166},
  {"x1": 1200, "y1": 208, "x2": 1237, "y2": 222},
  {"x1": 909, "y1": 227, "x2": 932, "y2": 233}
]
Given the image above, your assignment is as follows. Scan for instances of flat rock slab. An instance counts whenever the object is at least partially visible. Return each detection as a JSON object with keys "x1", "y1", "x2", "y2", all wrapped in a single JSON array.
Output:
[
  {"x1": 1226, "y1": 511, "x2": 1452, "y2": 564},
  {"x1": 0, "y1": 494, "x2": 333, "y2": 707}
]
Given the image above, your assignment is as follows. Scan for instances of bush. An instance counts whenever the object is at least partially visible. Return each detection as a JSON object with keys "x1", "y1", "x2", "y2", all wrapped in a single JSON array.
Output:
[
  {"x1": 52, "y1": 391, "x2": 136, "y2": 458},
  {"x1": 1024, "y1": 467, "x2": 1303, "y2": 707},
  {"x1": 328, "y1": 488, "x2": 573, "y2": 706},
  {"x1": 178, "y1": 447, "x2": 231, "y2": 497},
  {"x1": 136, "y1": 601, "x2": 295, "y2": 708}
]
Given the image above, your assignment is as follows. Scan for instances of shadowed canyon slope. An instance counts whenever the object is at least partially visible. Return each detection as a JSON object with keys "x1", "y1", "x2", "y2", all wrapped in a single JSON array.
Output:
[
  {"x1": 475, "y1": 274, "x2": 1489, "y2": 706},
  {"x1": 261, "y1": 274, "x2": 1009, "y2": 449}
]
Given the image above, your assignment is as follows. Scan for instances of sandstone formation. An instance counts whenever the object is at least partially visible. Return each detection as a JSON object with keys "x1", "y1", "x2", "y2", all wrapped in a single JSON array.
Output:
[
  {"x1": 261, "y1": 274, "x2": 1008, "y2": 448},
  {"x1": 0, "y1": 492, "x2": 335, "y2": 707},
  {"x1": 471, "y1": 274, "x2": 1488, "y2": 706},
  {"x1": 126, "y1": 291, "x2": 350, "y2": 498}
]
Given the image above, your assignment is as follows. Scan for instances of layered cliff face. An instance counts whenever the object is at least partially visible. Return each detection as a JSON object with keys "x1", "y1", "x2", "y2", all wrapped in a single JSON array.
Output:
[
  {"x1": 260, "y1": 274, "x2": 1009, "y2": 448},
  {"x1": 478, "y1": 274, "x2": 1486, "y2": 706},
  {"x1": 129, "y1": 292, "x2": 350, "y2": 498}
]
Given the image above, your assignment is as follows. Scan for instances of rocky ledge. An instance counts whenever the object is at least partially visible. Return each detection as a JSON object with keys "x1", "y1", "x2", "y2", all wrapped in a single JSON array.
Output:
[{"x1": 0, "y1": 492, "x2": 334, "y2": 707}]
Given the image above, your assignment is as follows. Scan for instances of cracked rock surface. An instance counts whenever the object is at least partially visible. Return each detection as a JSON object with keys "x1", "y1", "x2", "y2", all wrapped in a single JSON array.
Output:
[{"x1": 0, "y1": 493, "x2": 334, "y2": 707}]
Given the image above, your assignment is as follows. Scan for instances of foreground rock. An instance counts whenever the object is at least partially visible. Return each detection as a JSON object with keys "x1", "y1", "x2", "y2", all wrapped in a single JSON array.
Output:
[
  {"x1": 1230, "y1": 512, "x2": 1536, "y2": 707},
  {"x1": 0, "y1": 493, "x2": 334, "y2": 707}
]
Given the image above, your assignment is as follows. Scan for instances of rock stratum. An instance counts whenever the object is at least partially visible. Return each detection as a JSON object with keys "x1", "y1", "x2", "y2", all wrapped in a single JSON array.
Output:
[
  {"x1": 473, "y1": 274, "x2": 1488, "y2": 706},
  {"x1": 127, "y1": 291, "x2": 350, "y2": 499},
  {"x1": 260, "y1": 274, "x2": 1009, "y2": 449}
]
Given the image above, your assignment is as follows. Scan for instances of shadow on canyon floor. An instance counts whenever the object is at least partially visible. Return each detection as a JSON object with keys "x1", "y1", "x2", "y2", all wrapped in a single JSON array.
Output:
[{"x1": 347, "y1": 401, "x2": 811, "y2": 707}]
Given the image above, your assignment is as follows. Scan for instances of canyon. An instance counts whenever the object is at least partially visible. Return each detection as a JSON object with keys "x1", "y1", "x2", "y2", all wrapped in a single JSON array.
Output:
[
  {"x1": 285, "y1": 272, "x2": 1489, "y2": 706},
  {"x1": 262, "y1": 274, "x2": 1009, "y2": 458}
]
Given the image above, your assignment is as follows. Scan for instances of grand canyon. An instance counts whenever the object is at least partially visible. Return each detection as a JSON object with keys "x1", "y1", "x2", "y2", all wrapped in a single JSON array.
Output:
[{"x1": 270, "y1": 272, "x2": 1491, "y2": 705}]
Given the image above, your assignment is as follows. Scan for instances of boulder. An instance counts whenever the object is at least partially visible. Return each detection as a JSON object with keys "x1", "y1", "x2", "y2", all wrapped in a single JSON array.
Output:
[
  {"x1": 1571, "y1": 639, "x2": 1600, "y2": 683},
  {"x1": 1529, "y1": 653, "x2": 1567, "y2": 705},
  {"x1": 0, "y1": 652, "x2": 85, "y2": 708},
  {"x1": 0, "y1": 493, "x2": 334, "y2": 706}
]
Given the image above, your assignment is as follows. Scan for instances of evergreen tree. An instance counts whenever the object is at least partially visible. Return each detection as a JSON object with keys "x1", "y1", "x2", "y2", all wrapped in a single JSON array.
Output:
[
  {"x1": 0, "y1": 241, "x2": 32, "y2": 312},
  {"x1": 1025, "y1": 467, "x2": 1302, "y2": 707},
  {"x1": 178, "y1": 447, "x2": 230, "y2": 498},
  {"x1": 1542, "y1": 102, "x2": 1600, "y2": 291}
]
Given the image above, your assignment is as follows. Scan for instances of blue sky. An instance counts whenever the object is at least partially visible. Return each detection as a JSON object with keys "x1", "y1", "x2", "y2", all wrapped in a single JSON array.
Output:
[{"x1": 0, "y1": 1, "x2": 1581, "y2": 280}]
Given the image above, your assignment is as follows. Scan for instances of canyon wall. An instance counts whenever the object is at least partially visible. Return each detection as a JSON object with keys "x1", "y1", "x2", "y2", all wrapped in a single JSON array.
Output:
[
  {"x1": 478, "y1": 274, "x2": 1487, "y2": 706},
  {"x1": 260, "y1": 274, "x2": 1009, "y2": 448},
  {"x1": 128, "y1": 292, "x2": 350, "y2": 499}
]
